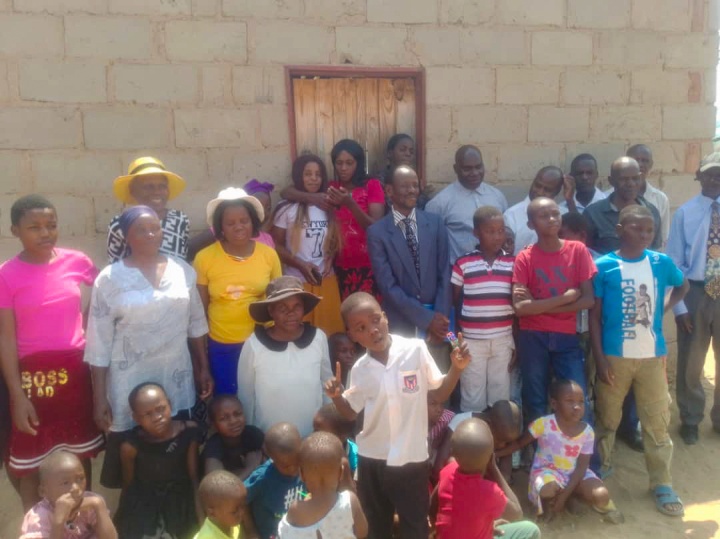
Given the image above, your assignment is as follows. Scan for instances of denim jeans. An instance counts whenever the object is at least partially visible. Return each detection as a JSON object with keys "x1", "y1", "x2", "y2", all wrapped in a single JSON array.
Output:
[{"x1": 518, "y1": 330, "x2": 589, "y2": 424}]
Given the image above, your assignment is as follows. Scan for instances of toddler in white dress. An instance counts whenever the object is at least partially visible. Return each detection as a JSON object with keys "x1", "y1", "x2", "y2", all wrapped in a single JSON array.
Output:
[{"x1": 277, "y1": 432, "x2": 367, "y2": 539}]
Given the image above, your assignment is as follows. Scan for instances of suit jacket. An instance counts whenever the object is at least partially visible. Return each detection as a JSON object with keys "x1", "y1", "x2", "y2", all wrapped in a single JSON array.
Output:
[{"x1": 367, "y1": 210, "x2": 451, "y2": 337}]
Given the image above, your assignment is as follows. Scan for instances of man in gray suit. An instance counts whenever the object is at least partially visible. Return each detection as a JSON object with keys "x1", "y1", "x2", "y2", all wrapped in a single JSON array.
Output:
[{"x1": 368, "y1": 165, "x2": 452, "y2": 370}]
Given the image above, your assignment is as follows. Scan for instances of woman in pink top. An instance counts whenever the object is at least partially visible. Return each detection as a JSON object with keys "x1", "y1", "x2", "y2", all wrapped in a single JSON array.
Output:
[
  {"x1": 0, "y1": 195, "x2": 103, "y2": 511},
  {"x1": 244, "y1": 179, "x2": 276, "y2": 249}
]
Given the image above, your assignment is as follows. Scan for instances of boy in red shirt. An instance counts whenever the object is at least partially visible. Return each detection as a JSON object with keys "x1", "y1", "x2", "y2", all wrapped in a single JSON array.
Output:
[
  {"x1": 512, "y1": 197, "x2": 597, "y2": 425},
  {"x1": 431, "y1": 417, "x2": 539, "y2": 539}
]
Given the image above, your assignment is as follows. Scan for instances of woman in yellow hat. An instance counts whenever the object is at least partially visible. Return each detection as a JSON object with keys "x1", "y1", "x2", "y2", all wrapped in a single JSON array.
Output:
[{"x1": 107, "y1": 156, "x2": 189, "y2": 263}]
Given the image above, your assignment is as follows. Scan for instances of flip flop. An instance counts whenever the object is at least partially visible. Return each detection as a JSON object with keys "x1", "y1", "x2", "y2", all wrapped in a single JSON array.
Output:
[
  {"x1": 653, "y1": 485, "x2": 685, "y2": 517},
  {"x1": 592, "y1": 499, "x2": 625, "y2": 524}
]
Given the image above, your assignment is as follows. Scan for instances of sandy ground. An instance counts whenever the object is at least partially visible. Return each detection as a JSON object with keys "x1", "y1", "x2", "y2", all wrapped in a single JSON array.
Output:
[{"x1": 0, "y1": 354, "x2": 718, "y2": 539}]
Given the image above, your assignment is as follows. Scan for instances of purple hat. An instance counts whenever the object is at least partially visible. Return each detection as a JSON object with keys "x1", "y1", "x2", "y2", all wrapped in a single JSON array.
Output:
[{"x1": 244, "y1": 179, "x2": 275, "y2": 196}]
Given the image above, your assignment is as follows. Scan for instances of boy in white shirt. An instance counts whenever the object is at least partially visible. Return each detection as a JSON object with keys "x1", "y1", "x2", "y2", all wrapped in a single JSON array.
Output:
[{"x1": 325, "y1": 292, "x2": 471, "y2": 539}]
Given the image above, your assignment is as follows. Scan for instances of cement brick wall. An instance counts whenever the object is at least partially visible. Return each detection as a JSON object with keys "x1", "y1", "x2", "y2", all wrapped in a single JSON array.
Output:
[{"x1": 0, "y1": 0, "x2": 717, "y2": 265}]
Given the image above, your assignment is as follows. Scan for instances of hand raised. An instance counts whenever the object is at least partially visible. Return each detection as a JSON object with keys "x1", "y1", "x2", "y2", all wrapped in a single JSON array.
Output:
[
  {"x1": 324, "y1": 361, "x2": 345, "y2": 399},
  {"x1": 450, "y1": 332, "x2": 471, "y2": 371}
]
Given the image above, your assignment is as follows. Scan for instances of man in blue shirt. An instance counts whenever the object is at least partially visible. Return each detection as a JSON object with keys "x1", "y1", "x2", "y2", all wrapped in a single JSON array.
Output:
[
  {"x1": 592, "y1": 205, "x2": 688, "y2": 517},
  {"x1": 426, "y1": 145, "x2": 508, "y2": 264},
  {"x1": 667, "y1": 151, "x2": 720, "y2": 445}
]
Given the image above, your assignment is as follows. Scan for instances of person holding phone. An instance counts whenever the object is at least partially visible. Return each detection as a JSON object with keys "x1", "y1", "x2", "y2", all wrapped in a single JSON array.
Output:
[{"x1": 272, "y1": 155, "x2": 345, "y2": 336}]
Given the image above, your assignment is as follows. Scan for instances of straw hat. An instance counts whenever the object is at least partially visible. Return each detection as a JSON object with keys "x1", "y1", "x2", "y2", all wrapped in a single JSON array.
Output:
[
  {"x1": 113, "y1": 157, "x2": 186, "y2": 204},
  {"x1": 205, "y1": 187, "x2": 265, "y2": 228},
  {"x1": 249, "y1": 276, "x2": 322, "y2": 323}
]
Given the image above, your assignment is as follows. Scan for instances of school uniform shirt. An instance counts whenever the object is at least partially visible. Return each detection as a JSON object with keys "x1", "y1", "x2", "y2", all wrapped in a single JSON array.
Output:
[
  {"x1": 559, "y1": 187, "x2": 607, "y2": 214},
  {"x1": 434, "y1": 460, "x2": 506, "y2": 539},
  {"x1": 666, "y1": 193, "x2": 719, "y2": 316},
  {"x1": 237, "y1": 324, "x2": 333, "y2": 437},
  {"x1": 342, "y1": 334, "x2": 444, "y2": 466},
  {"x1": 594, "y1": 250, "x2": 684, "y2": 359},
  {"x1": 244, "y1": 460, "x2": 304, "y2": 539},
  {"x1": 504, "y1": 197, "x2": 536, "y2": 255},
  {"x1": 425, "y1": 180, "x2": 509, "y2": 264}
]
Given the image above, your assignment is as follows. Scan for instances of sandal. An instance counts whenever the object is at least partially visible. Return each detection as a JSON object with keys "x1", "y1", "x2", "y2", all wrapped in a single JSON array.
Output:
[
  {"x1": 592, "y1": 500, "x2": 625, "y2": 524},
  {"x1": 653, "y1": 485, "x2": 685, "y2": 517}
]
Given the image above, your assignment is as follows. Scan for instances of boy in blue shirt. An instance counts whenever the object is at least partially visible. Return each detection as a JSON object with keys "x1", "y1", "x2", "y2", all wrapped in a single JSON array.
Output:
[
  {"x1": 590, "y1": 205, "x2": 688, "y2": 518},
  {"x1": 244, "y1": 422, "x2": 303, "y2": 539}
]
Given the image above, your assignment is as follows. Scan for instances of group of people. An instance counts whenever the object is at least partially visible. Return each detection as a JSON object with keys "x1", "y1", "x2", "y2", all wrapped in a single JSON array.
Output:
[{"x1": 0, "y1": 132, "x2": 718, "y2": 539}]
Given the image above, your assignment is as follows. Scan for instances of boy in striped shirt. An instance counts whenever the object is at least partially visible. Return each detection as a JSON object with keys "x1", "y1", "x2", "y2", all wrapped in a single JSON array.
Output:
[{"x1": 452, "y1": 206, "x2": 515, "y2": 412}]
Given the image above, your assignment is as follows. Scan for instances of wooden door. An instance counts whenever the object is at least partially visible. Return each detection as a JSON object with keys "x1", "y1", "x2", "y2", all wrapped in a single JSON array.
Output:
[{"x1": 291, "y1": 76, "x2": 418, "y2": 179}]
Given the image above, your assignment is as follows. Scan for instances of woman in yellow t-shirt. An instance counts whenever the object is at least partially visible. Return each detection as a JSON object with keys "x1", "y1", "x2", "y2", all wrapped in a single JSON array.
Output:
[{"x1": 194, "y1": 188, "x2": 282, "y2": 395}]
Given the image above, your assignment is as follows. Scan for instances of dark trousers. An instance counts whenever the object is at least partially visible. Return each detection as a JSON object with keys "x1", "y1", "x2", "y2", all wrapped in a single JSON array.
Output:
[
  {"x1": 518, "y1": 330, "x2": 590, "y2": 424},
  {"x1": 357, "y1": 457, "x2": 429, "y2": 539},
  {"x1": 676, "y1": 283, "x2": 720, "y2": 428}
]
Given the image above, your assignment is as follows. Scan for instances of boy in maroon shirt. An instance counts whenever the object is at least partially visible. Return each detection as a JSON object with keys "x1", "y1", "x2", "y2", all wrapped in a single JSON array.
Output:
[{"x1": 512, "y1": 197, "x2": 597, "y2": 425}]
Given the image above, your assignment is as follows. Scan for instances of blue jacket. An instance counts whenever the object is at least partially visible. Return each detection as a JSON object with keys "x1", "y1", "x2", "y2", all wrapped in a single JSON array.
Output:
[{"x1": 367, "y1": 210, "x2": 451, "y2": 336}]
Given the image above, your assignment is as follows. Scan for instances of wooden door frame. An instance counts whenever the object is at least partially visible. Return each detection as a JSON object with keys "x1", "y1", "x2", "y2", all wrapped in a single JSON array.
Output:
[{"x1": 285, "y1": 65, "x2": 426, "y2": 181}]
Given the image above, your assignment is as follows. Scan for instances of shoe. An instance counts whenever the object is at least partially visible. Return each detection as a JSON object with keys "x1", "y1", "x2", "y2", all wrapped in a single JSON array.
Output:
[
  {"x1": 619, "y1": 430, "x2": 645, "y2": 452},
  {"x1": 679, "y1": 424, "x2": 699, "y2": 445}
]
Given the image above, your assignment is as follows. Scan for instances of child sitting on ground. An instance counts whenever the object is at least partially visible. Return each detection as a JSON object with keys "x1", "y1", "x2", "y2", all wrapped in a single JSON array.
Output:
[
  {"x1": 325, "y1": 292, "x2": 471, "y2": 539},
  {"x1": 447, "y1": 400, "x2": 522, "y2": 480},
  {"x1": 313, "y1": 403, "x2": 358, "y2": 490},
  {"x1": 278, "y1": 432, "x2": 368, "y2": 538},
  {"x1": 244, "y1": 423, "x2": 304, "y2": 539},
  {"x1": 202, "y1": 396, "x2": 264, "y2": 481},
  {"x1": 510, "y1": 379, "x2": 621, "y2": 522},
  {"x1": 430, "y1": 418, "x2": 539, "y2": 539},
  {"x1": 452, "y1": 206, "x2": 515, "y2": 413},
  {"x1": 328, "y1": 332, "x2": 358, "y2": 387},
  {"x1": 428, "y1": 394, "x2": 455, "y2": 486},
  {"x1": 20, "y1": 451, "x2": 117, "y2": 539},
  {"x1": 195, "y1": 470, "x2": 248, "y2": 539}
]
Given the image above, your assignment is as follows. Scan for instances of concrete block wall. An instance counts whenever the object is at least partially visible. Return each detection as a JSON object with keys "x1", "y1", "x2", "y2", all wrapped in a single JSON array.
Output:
[{"x1": 0, "y1": 0, "x2": 717, "y2": 264}]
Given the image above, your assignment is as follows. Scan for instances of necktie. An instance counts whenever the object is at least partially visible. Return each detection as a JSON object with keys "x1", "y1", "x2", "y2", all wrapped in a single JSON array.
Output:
[
  {"x1": 403, "y1": 218, "x2": 420, "y2": 281},
  {"x1": 705, "y1": 201, "x2": 720, "y2": 299}
]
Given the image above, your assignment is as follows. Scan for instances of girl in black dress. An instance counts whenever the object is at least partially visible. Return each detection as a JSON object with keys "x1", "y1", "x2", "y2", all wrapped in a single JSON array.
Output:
[{"x1": 115, "y1": 383, "x2": 202, "y2": 539}]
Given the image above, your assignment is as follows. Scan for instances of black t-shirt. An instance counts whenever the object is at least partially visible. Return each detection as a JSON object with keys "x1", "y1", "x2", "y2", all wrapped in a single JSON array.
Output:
[{"x1": 201, "y1": 426, "x2": 265, "y2": 473}]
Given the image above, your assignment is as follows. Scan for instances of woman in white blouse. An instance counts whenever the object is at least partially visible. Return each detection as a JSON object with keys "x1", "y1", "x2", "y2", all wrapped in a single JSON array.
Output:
[{"x1": 84, "y1": 205, "x2": 213, "y2": 487}]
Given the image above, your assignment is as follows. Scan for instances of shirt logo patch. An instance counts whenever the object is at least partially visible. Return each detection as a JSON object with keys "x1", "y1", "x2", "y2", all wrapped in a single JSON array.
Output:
[{"x1": 402, "y1": 374, "x2": 418, "y2": 393}]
